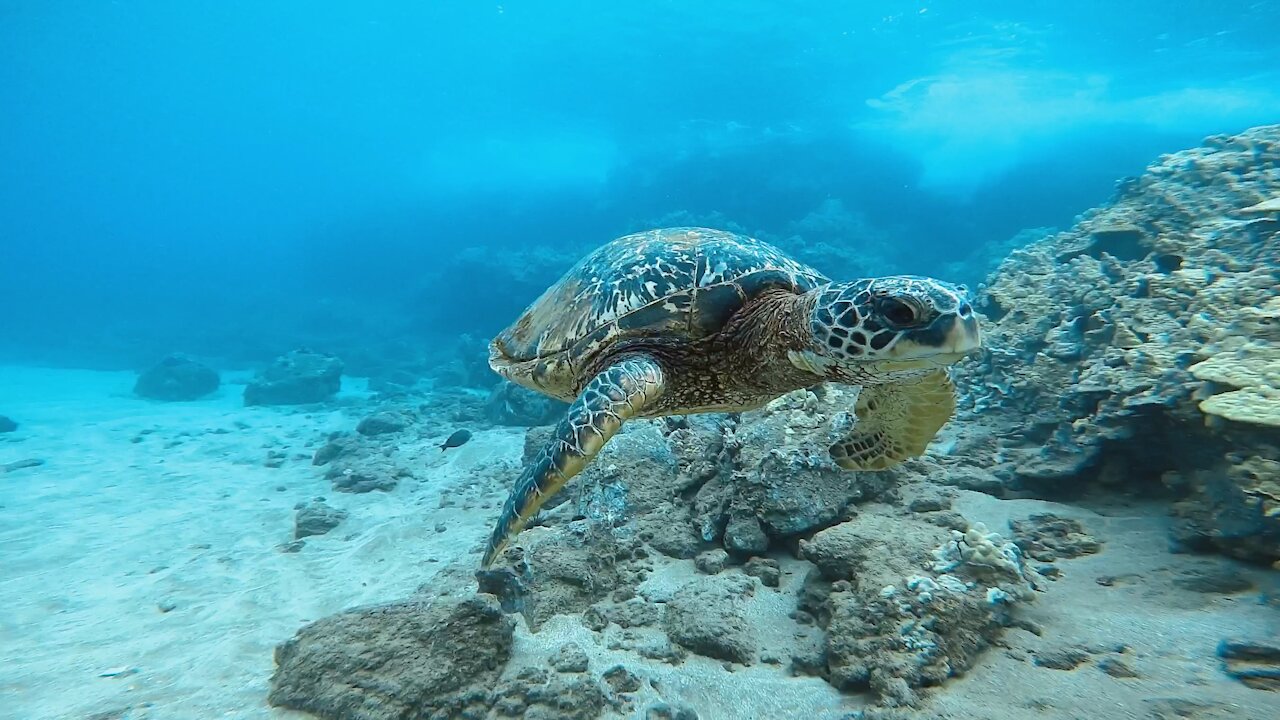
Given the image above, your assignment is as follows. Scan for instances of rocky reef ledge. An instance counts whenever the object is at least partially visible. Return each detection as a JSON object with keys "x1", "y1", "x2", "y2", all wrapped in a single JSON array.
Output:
[
  {"x1": 268, "y1": 125, "x2": 1280, "y2": 719},
  {"x1": 956, "y1": 123, "x2": 1280, "y2": 565}
]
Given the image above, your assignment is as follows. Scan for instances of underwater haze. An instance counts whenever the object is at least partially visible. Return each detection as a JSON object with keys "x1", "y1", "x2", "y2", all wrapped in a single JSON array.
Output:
[
  {"x1": 2, "y1": 1, "x2": 1279, "y2": 367},
  {"x1": 3, "y1": 4, "x2": 1280, "y2": 720}
]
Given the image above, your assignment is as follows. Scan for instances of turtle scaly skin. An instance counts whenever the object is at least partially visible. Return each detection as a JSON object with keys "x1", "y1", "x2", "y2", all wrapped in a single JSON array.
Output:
[{"x1": 481, "y1": 227, "x2": 980, "y2": 568}]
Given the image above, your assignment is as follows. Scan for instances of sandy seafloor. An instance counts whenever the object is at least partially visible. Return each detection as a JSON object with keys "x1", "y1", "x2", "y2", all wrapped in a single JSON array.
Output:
[{"x1": 1, "y1": 365, "x2": 1277, "y2": 720}]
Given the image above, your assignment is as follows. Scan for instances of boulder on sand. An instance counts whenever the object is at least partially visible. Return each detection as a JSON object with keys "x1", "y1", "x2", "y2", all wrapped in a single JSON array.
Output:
[
  {"x1": 245, "y1": 349, "x2": 343, "y2": 406},
  {"x1": 134, "y1": 354, "x2": 220, "y2": 401}
]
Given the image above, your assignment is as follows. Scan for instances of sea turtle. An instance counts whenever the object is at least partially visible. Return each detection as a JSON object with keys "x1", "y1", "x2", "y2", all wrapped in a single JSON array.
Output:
[{"x1": 481, "y1": 227, "x2": 980, "y2": 568}]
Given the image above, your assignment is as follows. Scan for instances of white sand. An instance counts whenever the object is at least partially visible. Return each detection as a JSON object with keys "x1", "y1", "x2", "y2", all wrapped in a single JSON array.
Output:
[
  {"x1": 2, "y1": 366, "x2": 1276, "y2": 720},
  {"x1": 0, "y1": 366, "x2": 520, "y2": 720}
]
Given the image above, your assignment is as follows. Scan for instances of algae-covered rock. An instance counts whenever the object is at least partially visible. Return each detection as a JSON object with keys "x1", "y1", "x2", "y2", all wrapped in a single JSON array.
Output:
[
  {"x1": 809, "y1": 514, "x2": 1039, "y2": 706},
  {"x1": 267, "y1": 595, "x2": 514, "y2": 719},
  {"x1": 663, "y1": 574, "x2": 757, "y2": 663},
  {"x1": 293, "y1": 500, "x2": 348, "y2": 539}
]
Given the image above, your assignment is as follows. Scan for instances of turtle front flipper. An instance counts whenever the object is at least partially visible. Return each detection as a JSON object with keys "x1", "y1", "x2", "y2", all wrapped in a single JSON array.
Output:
[
  {"x1": 481, "y1": 355, "x2": 665, "y2": 568},
  {"x1": 829, "y1": 369, "x2": 956, "y2": 471}
]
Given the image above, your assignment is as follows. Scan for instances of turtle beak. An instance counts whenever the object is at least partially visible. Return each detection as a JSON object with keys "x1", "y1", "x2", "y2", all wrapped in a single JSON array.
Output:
[{"x1": 944, "y1": 312, "x2": 981, "y2": 356}]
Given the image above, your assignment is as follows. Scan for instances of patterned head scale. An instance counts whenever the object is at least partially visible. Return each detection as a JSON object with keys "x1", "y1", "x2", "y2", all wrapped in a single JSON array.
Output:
[{"x1": 797, "y1": 276, "x2": 981, "y2": 382}]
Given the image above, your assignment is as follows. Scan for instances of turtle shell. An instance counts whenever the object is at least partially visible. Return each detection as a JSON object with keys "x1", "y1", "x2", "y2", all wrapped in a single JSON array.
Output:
[{"x1": 491, "y1": 227, "x2": 828, "y2": 395}]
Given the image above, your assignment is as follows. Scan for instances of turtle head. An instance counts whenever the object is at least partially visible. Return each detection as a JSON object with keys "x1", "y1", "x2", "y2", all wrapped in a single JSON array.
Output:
[{"x1": 790, "y1": 276, "x2": 981, "y2": 382}]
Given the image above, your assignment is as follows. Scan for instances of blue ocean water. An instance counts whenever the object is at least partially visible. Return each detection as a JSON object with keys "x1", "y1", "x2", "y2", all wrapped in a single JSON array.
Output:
[{"x1": 2, "y1": 1, "x2": 1278, "y2": 368}]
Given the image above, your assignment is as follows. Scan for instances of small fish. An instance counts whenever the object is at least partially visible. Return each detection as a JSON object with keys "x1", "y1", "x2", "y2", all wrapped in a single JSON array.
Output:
[{"x1": 440, "y1": 429, "x2": 472, "y2": 451}]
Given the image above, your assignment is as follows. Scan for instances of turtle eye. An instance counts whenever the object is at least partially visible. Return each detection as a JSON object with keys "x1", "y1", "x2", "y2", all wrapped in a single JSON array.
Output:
[{"x1": 879, "y1": 297, "x2": 919, "y2": 327}]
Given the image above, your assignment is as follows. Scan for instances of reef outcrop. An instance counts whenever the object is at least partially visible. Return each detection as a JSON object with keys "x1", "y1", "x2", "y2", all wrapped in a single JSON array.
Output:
[
  {"x1": 271, "y1": 126, "x2": 1280, "y2": 720},
  {"x1": 955, "y1": 124, "x2": 1280, "y2": 564},
  {"x1": 244, "y1": 349, "x2": 344, "y2": 406}
]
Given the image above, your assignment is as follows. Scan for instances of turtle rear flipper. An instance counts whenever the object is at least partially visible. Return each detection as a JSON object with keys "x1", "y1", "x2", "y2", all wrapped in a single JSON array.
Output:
[
  {"x1": 481, "y1": 356, "x2": 665, "y2": 568},
  {"x1": 829, "y1": 369, "x2": 956, "y2": 471}
]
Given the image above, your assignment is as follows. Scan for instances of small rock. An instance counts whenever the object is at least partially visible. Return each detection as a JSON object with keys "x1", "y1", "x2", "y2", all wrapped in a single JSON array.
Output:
[
  {"x1": 645, "y1": 702, "x2": 699, "y2": 720},
  {"x1": 925, "y1": 511, "x2": 970, "y2": 531},
  {"x1": 328, "y1": 464, "x2": 399, "y2": 493},
  {"x1": 294, "y1": 500, "x2": 348, "y2": 539},
  {"x1": 157, "y1": 599, "x2": 178, "y2": 613},
  {"x1": 1, "y1": 458, "x2": 43, "y2": 473},
  {"x1": 941, "y1": 469, "x2": 1005, "y2": 495},
  {"x1": 1098, "y1": 657, "x2": 1139, "y2": 678},
  {"x1": 434, "y1": 522, "x2": 447, "y2": 533},
  {"x1": 279, "y1": 540, "x2": 306, "y2": 553},
  {"x1": 743, "y1": 557, "x2": 781, "y2": 587},
  {"x1": 694, "y1": 549, "x2": 729, "y2": 575},
  {"x1": 908, "y1": 492, "x2": 952, "y2": 513},
  {"x1": 601, "y1": 665, "x2": 642, "y2": 694},
  {"x1": 84, "y1": 708, "x2": 132, "y2": 720},
  {"x1": 664, "y1": 574, "x2": 757, "y2": 664},
  {"x1": 356, "y1": 411, "x2": 409, "y2": 436},
  {"x1": 548, "y1": 642, "x2": 590, "y2": 673},
  {"x1": 723, "y1": 513, "x2": 769, "y2": 555},
  {"x1": 1218, "y1": 638, "x2": 1280, "y2": 690},
  {"x1": 311, "y1": 436, "x2": 355, "y2": 466},
  {"x1": 0, "y1": 415, "x2": 17, "y2": 433},
  {"x1": 1011, "y1": 513, "x2": 1101, "y2": 561},
  {"x1": 1034, "y1": 646, "x2": 1091, "y2": 670},
  {"x1": 1145, "y1": 698, "x2": 1225, "y2": 720},
  {"x1": 1173, "y1": 567, "x2": 1254, "y2": 594}
]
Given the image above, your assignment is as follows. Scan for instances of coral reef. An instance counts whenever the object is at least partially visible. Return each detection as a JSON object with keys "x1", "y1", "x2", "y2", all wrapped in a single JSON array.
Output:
[
  {"x1": 955, "y1": 124, "x2": 1280, "y2": 563},
  {"x1": 133, "y1": 354, "x2": 220, "y2": 401},
  {"x1": 245, "y1": 349, "x2": 344, "y2": 406}
]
